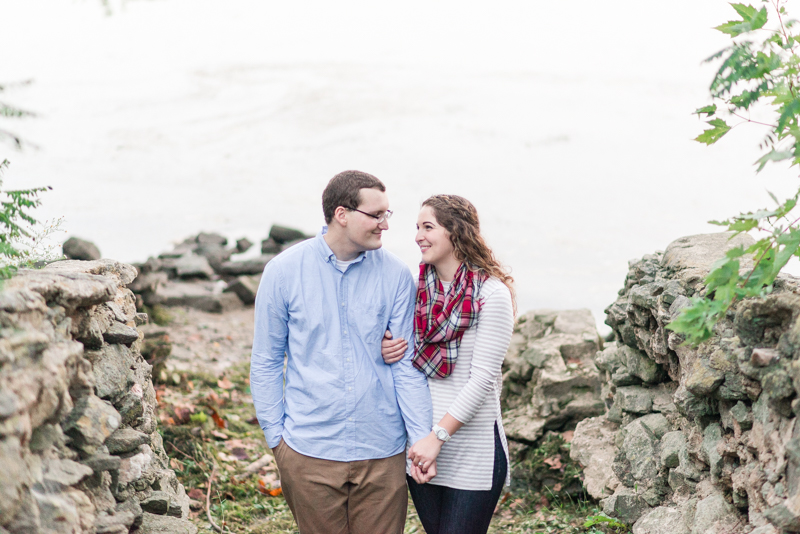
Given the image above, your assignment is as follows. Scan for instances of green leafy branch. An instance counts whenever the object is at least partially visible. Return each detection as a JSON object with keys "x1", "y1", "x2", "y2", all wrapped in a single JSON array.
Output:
[
  {"x1": 0, "y1": 160, "x2": 62, "y2": 280},
  {"x1": 669, "y1": 1, "x2": 800, "y2": 345}
]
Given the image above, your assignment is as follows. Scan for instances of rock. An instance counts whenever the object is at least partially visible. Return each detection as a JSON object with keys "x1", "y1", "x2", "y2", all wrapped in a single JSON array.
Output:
[
  {"x1": 224, "y1": 274, "x2": 261, "y2": 305},
  {"x1": 116, "y1": 498, "x2": 143, "y2": 529},
  {"x1": 105, "y1": 428, "x2": 150, "y2": 455},
  {"x1": 659, "y1": 431, "x2": 686, "y2": 469},
  {"x1": 620, "y1": 345, "x2": 665, "y2": 384},
  {"x1": 117, "y1": 445, "x2": 152, "y2": 486},
  {"x1": 620, "y1": 417, "x2": 659, "y2": 481},
  {"x1": 95, "y1": 511, "x2": 136, "y2": 534},
  {"x1": 616, "y1": 386, "x2": 654, "y2": 414},
  {"x1": 633, "y1": 506, "x2": 689, "y2": 534},
  {"x1": 34, "y1": 488, "x2": 94, "y2": 534},
  {"x1": 752, "y1": 347, "x2": 780, "y2": 367},
  {"x1": 196, "y1": 232, "x2": 227, "y2": 247},
  {"x1": 603, "y1": 488, "x2": 651, "y2": 524},
  {"x1": 260, "y1": 237, "x2": 281, "y2": 254},
  {"x1": 701, "y1": 423, "x2": 723, "y2": 479},
  {"x1": 662, "y1": 233, "x2": 754, "y2": 274},
  {"x1": 63, "y1": 237, "x2": 101, "y2": 261},
  {"x1": 0, "y1": 390, "x2": 19, "y2": 419},
  {"x1": 86, "y1": 344, "x2": 136, "y2": 402},
  {"x1": 729, "y1": 401, "x2": 753, "y2": 430},
  {"x1": 235, "y1": 238, "x2": 253, "y2": 253},
  {"x1": 82, "y1": 453, "x2": 121, "y2": 474},
  {"x1": 157, "y1": 282, "x2": 243, "y2": 313},
  {"x1": 218, "y1": 254, "x2": 275, "y2": 276},
  {"x1": 138, "y1": 512, "x2": 198, "y2": 534},
  {"x1": 691, "y1": 494, "x2": 736, "y2": 534},
  {"x1": 43, "y1": 458, "x2": 94, "y2": 487},
  {"x1": 685, "y1": 358, "x2": 724, "y2": 396},
  {"x1": 673, "y1": 384, "x2": 717, "y2": 419},
  {"x1": 140, "y1": 491, "x2": 184, "y2": 517},
  {"x1": 63, "y1": 395, "x2": 121, "y2": 454},
  {"x1": 173, "y1": 253, "x2": 214, "y2": 279},
  {"x1": 102, "y1": 322, "x2": 140, "y2": 345},
  {"x1": 268, "y1": 224, "x2": 307, "y2": 244},
  {"x1": 637, "y1": 413, "x2": 669, "y2": 439},
  {"x1": 129, "y1": 271, "x2": 168, "y2": 296},
  {"x1": 570, "y1": 416, "x2": 620, "y2": 499}
]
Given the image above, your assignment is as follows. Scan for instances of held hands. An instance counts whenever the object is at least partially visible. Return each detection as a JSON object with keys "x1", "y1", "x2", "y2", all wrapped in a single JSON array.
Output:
[
  {"x1": 381, "y1": 330, "x2": 408, "y2": 364},
  {"x1": 407, "y1": 432, "x2": 444, "y2": 484}
]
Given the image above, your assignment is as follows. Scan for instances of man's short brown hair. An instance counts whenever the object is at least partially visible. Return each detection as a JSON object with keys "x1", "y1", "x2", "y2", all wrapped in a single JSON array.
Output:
[{"x1": 322, "y1": 171, "x2": 386, "y2": 224}]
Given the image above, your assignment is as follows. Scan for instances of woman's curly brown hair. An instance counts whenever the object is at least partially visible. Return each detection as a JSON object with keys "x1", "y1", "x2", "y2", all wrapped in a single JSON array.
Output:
[{"x1": 422, "y1": 194, "x2": 517, "y2": 315}]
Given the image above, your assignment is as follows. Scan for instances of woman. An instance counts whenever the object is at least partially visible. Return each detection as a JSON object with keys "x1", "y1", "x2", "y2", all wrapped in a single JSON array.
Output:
[{"x1": 381, "y1": 194, "x2": 516, "y2": 534}]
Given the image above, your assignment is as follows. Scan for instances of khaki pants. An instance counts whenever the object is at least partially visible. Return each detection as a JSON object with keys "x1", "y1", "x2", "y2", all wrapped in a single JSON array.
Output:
[{"x1": 272, "y1": 439, "x2": 407, "y2": 534}]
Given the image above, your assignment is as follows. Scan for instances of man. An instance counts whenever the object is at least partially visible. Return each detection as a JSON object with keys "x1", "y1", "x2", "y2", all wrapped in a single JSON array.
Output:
[{"x1": 250, "y1": 170, "x2": 433, "y2": 534}]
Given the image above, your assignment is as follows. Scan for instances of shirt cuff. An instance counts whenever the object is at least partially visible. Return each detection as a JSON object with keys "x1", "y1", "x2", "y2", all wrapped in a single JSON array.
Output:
[{"x1": 265, "y1": 427, "x2": 283, "y2": 449}]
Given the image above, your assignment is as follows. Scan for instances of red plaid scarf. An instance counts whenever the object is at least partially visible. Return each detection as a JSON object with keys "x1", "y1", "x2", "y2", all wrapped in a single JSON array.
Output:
[{"x1": 412, "y1": 262, "x2": 486, "y2": 379}]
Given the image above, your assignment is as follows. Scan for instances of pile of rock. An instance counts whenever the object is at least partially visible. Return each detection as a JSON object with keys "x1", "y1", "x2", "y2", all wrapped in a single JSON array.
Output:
[
  {"x1": 570, "y1": 233, "x2": 800, "y2": 534},
  {"x1": 0, "y1": 260, "x2": 195, "y2": 534},
  {"x1": 500, "y1": 309, "x2": 606, "y2": 491},
  {"x1": 129, "y1": 225, "x2": 310, "y2": 313}
]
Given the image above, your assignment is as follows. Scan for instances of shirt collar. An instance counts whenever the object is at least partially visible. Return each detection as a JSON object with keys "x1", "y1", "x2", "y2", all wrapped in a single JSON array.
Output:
[{"x1": 315, "y1": 226, "x2": 368, "y2": 265}]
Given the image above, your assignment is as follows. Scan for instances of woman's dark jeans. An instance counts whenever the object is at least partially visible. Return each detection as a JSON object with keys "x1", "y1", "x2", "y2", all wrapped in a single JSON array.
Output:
[{"x1": 407, "y1": 423, "x2": 508, "y2": 534}]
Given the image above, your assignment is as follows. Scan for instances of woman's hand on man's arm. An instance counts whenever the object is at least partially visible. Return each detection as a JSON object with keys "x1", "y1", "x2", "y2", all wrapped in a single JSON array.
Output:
[{"x1": 381, "y1": 330, "x2": 408, "y2": 364}]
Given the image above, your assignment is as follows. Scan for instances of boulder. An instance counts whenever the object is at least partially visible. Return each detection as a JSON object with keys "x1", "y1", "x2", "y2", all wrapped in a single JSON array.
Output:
[
  {"x1": 268, "y1": 224, "x2": 307, "y2": 244},
  {"x1": 235, "y1": 238, "x2": 253, "y2": 253},
  {"x1": 224, "y1": 274, "x2": 261, "y2": 305},
  {"x1": 63, "y1": 395, "x2": 121, "y2": 454},
  {"x1": 603, "y1": 488, "x2": 651, "y2": 525},
  {"x1": 260, "y1": 237, "x2": 281, "y2": 254},
  {"x1": 633, "y1": 506, "x2": 689, "y2": 534},
  {"x1": 691, "y1": 494, "x2": 737, "y2": 534},
  {"x1": 173, "y1": 253, "x2": 214, "y2": 279},
  {"x1": 218, "y1": 255, "x2": 275, "y2": 276},
  {"x1": 570, "y1": 416, "x2": 620, "y2": 499},
  {"x1": 156, "y1": 282, "x2": 243, "y2": 313},
  {"x1": 63, "y1": 237, "x2": 101, "y2": 261}
]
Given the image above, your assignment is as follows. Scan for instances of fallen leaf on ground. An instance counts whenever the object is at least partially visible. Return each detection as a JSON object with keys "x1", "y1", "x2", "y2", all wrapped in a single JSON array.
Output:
[
  {"x1": 169, "y1": 458, "x2": 183, "y2": 470},
  {"x1": 217, "y1": 378, "x2": 233, "y2": 390},
  {"x1": 553, "y1": 483, "x2": 562, "y2": 492},
  {"x1": 543, "y1": 455, "x2": 562, "y2": 470},
  {"x1": 562, "y1": 430, "x2": 574, "y2": 443},
  {"x1": 187, "y1": 489, "x2": 205, "y2": 500},
  {"x1": 211, "y1": 430, "x2": 229, "y2": 440},
  {"x1": 208, "y1": 407, "x2": 228, "y2": 429}
]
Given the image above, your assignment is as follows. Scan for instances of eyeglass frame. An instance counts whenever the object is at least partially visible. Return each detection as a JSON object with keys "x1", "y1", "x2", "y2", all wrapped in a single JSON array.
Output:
[{"x1": 343, "y1": 206, "x2": 393, "y2": 224}]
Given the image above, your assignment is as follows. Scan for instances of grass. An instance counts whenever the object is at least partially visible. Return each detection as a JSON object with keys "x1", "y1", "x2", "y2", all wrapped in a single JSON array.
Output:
[{"x1": 158, "y1": 362, "x2": 629, "y2": 534}]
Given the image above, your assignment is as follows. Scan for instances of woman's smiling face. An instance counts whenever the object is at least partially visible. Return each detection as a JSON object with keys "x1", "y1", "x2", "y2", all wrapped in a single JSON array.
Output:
[{"x1": 416, "y1": 205, "x2": 455, "y2": 266}]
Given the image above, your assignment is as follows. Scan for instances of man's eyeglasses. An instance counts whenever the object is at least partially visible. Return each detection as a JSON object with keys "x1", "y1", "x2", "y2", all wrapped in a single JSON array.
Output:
[{"x1": 344, "y1": 207, "x2": 393, "y2": 224}]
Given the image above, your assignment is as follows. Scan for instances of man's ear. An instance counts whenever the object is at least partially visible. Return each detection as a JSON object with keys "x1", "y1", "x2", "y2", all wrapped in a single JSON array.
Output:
[{"x1": 332, "y1": 206, "x2": 349, "y2": 227}]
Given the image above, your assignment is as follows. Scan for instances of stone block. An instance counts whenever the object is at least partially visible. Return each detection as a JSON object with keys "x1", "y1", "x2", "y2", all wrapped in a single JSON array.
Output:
[
  {"x1": 218, "y1": 255, "x2": 275, "y2": 276},
  {"x1": 63, "y1": 395, "x2": 121, "y2": 454},
  {"x1": 82, "y1": 453, "x2": 121, "y2": 473},
  {"x1": 235, "y1": 237, "x2": 253, "y2": 253},
  {"x1": 603, "y1": 489, "x2": 651, "y2": 525},
  {"x1": 659, "y1": 431, "x2": 686, "y2": 469},
  {"x1": 140, "y1": 491, "x2": 183, "y2": 517},
  {"x1": 157, "y1": 282, "x2": 243, "y2": 313},
  {"x1": 63, "y1": 237, "x2": 101, "y2": 261},
  {"x1": 102, "y1": 322, "x2": 140, "y2": 345},
  {"x1": 701, "y1": 423, "x2": 723, "y2": 479},
  {"x1": 616, "y1": 386, "x2": 654, "y2": 414},
  {"x1": 86, "y1": 344, "x2": 136, "y2": 402},
  {"x1": 685, "y1": 358, "x2": 724, "y2": 396},
  {"x1": 173, "y1": 253, "x2": 214, "y2": 279},
  {"x1": 224, "y1": 274, "x2": 261, "y2": 305},
  {"x1": 633, "y1": 506, "x2": 689, "y2": 534},
  {"x1": 570, "y1": 416, "x2": 620, "y2": 499},
  {"x1": 269, "y1": 225, "x2": 307, "y2": 244},
  {"x1": 621, "y1": 417, "x2": 659, "y2": 482},
  {"x1": 43, "y1": 458, "x2": 94, "y2": 487},
  {"x1": 691, "y1": 494, "x2": 736, "y2": 534},
  {"x1": 138, "y1": 512, "x2": 197, "y2": 534},
  {"x1": 105, "y1": 428, "x2": 150, "y2": 455},
  {"x1": 620, "y1": 345, "x2": 664, "y2": 384}
]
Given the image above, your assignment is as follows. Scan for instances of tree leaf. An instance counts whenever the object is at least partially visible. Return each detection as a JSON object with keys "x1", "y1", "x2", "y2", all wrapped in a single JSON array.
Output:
[
  {"x1": 694, "y1": 104, "x2": 717, "y2": 116},
  {"x1": 755, "y1": 149, "x2": 793, "y2": 172},
  {"x1": 695, "y1": 118, "x2": 731, "y2": 145}
]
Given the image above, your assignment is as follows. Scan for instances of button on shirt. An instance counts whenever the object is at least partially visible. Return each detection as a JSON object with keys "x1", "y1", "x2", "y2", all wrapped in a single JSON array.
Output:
[{"x1": 250, "y1": 229, "x2": 432, "y2": 461}]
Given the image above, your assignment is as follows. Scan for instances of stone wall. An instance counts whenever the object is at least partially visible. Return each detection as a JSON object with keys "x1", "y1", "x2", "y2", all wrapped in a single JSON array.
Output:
[
  {"x1": 0, "y1": 260, "x2": 195, "y2": 534},
  {"x1": 571, "y1": 233, "x2": 800, "y2": 534}
]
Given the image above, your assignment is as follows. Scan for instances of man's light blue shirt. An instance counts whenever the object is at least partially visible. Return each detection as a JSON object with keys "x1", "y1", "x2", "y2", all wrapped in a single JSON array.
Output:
[{"x1": 250, "y1": 229, "x2": 432, "y2": 461}]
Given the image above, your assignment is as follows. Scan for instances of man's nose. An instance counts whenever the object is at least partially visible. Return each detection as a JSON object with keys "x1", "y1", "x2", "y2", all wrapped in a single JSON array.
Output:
[{"x1": 379, "y1": 219, "x2": 389, "y2": 231}]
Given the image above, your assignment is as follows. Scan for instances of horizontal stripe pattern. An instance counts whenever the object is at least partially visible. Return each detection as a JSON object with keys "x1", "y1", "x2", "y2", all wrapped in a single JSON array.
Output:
[{"x1": 406, "y1": 278, "x2": 514, "y2": 491}]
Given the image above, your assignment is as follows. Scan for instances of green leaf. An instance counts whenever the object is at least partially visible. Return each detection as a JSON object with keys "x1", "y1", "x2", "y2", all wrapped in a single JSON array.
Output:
[
  {"x1": 731, "y1": 3, "x2": 757, "y2": 20},
  {"x1": 695, "y1": 118, "x2": 732, "y2": 145},
  {"x1": 755, "y1": 149, "x2": 793, "y2": 172},
  {"x1": 694, "y1": 104, "x2": 717, "y2": 116}
]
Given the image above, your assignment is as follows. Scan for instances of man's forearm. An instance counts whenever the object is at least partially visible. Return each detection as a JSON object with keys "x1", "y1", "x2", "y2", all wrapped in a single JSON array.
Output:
[
  {"x1": 250, "y1": 352, "x2": 286, "y2": 448},
  {"x1": 392, "y1": 358, "x2": 433, "y2": 445}
]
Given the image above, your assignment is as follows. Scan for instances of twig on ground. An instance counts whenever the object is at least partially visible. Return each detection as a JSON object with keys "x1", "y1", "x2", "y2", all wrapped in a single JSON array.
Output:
[
  {"x1": 206, "y1": 464, "x2": 224, "y2": 533},
  {"x1": 234, "y1": 453, "x2": 275, "y2": 481}
]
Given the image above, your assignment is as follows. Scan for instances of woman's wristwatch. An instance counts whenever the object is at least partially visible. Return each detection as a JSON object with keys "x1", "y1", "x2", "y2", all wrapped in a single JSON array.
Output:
[{"x1": 432, "y1": 424, "x2": 451, "y2": 442}]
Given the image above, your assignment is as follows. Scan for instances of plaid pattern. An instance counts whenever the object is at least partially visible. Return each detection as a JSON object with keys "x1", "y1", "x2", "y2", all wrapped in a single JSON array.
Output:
[{"x1": 412, "y1": 263, "x2": 486, "y2": 379}]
